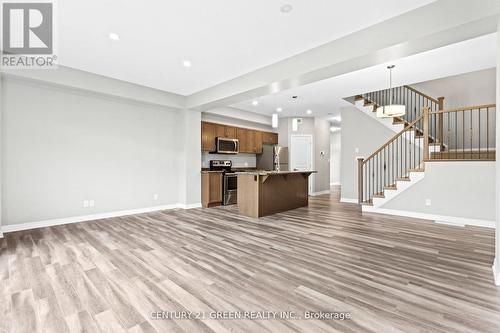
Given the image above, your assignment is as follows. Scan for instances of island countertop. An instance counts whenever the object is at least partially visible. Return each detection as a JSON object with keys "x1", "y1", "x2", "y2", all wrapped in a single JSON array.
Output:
[
  {"x1": 235, "y1": 170, "x2": 317, "y2": 176},
  {"x1": 237, "y1": 170, "x2": 316, "y2": 218}
]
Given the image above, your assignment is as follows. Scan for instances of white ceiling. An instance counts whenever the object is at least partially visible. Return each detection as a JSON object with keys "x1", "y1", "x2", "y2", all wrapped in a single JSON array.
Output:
[
  {"x1": 231, "y1": 33, "x2": 497, "y2": 119},
  {"x1": 58, "y1": 0, "x2": 435, "y2": 95}
]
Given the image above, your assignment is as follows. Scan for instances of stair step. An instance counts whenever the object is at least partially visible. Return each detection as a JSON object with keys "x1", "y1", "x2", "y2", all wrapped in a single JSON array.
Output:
[
  {"x1": 430, "y1": 151, "x2": 496, "y2": 160},
  {"x1": 361, "y1": 200, "x2": 373, "y2": 206},
  {"x1": 373, "y1": 193, "x2": 385, "y2": 198},
  {"x1": 409, "y1": 168, "x2": 425, "y2": 172},
  {"x1": 384, "y1": 185, "x2": 397, "y2": 190},
  {"x1": 354, "y1": 95, "x2": 364, "y2": 101},
  {"x1": 396, "y1": 177, "x2": 411, "y2": 182}
]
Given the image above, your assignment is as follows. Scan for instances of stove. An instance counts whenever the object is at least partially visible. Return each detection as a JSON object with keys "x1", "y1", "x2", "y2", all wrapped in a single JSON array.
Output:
[{"x1": 209, "y1": 160, "x2": 237, "y2": 205}]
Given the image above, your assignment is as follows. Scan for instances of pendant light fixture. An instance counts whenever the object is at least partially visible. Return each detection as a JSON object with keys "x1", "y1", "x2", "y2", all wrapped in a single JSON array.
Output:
[
  {"x1": 272, "y1": 94, "x2": 279, "y2": 128},
  {"x1": 377, "y1": 65, "x2": 405, "y2": 118}
]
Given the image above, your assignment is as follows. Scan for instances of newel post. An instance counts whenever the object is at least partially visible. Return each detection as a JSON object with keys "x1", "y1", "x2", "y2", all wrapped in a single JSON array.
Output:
[
  {"x1": 423, "y1": 107, "x2": 430, "y2": 161},
  {"x1": 437, "y1": 97, "x2": 445, "y2": 145},
  {"x1": 357, "y1": 157, "x2": 364, "y2": 204}
]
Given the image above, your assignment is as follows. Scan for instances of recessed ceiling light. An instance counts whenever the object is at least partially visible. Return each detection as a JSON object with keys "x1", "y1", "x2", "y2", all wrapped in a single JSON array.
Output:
[
  {"x1": 276, "y1": 107, "x2": 282, "y2": 112},
  {"x1": 109, "y1": 32, "x2": 120, "y2": 41},
  {"x1": 306, "y1": 109, "x2": 312, "y2": 115},
  {"x1": 252, "y1": 100, "x2": 259, "y2": 106},
  {"x1": 182, "y1": 60, "x2": 192, "y2": 68},
  {"x1": 280, "y1": 4, "x2": 293, "y2": 13}
]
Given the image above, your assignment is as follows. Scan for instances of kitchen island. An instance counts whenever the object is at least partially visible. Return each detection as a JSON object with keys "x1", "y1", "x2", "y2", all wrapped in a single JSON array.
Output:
[{"x1": 237, "y1": 171, "x2": 316, "y2": 218}]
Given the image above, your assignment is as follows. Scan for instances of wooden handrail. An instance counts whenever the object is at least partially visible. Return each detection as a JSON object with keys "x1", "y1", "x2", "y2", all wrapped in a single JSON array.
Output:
[
  {"x1": 429, "y1": 103, "x2": 496, "y2": 115},
  {"x1": 362, "y1": 113, "x2": 424, "y2": 164},
  {"x1": 404, "y1": 85, "x2": 439, "y2": 104}
]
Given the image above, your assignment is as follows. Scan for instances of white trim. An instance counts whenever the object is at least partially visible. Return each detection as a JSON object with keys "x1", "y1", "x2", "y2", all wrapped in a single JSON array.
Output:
[
  {"x1": 340, "y1": 198, "x2": 358, "y2": 204},
  {"x1": 1, "y1": 203, "x2": 202, "y2": 234},
  {"x1": 178, "y1": 202, "x2": 203, "y2": 209},
  {"x1": 330, "y1": 182, "x2": 340, "y2": 186},
  {"x1": 310, "y1": 190, "x2": 331, "y2": 197},
  {"x1": 362, "y1": 206, "x2": 495, "y2": 228},
  {"x1": 0, "y1": 231, "x2": 3, "y2": 239},
  {"x1": 493, "y1": 258, "x2": 500, "y2": 286}
]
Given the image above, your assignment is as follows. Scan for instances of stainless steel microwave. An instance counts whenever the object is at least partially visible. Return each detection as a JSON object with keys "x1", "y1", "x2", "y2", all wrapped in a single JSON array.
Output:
[{"x1": 216, "y1": 137, "x2": 239, "y2": 154}]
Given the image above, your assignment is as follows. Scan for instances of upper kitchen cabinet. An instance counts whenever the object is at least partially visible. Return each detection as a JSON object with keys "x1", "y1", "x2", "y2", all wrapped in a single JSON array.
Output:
[
  {"x1": 254, "y1": 131, "x2": 263, "y2": 154},
  {"x1": 262, "y1": 132, "x2": 278, "y2": 145},
  {"x1": 237, "y1": 128, "x2": 250, "y2": 153},
  {"x1": 215, "y1": 124, "x2": 237, "y2": 139},
  {"x1": 201, "y1": 122, "x2": 216, "y2": 152},
  {"x1": 202, "y1": 121, "x2": 277, "y2": 154},
  {"x1": 225, "y1": 126, "x2": 237, "y2": 139}
]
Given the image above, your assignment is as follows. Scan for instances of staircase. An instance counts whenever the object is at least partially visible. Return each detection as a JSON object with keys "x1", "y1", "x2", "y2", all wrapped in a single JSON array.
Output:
[{"x1": 350, "y1": 85, "x2": 496, "y2": 211}]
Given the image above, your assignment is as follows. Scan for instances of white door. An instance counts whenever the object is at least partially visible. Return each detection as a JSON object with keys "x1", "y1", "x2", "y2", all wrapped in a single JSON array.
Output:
[{"x1": 290, "y1": 135, "x2": 313, "y2": 194}]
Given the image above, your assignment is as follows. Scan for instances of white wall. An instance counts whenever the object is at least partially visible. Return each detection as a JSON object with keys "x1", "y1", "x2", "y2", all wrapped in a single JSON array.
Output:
[
  {"x1": 277, "y1": 117, "x2": 330, "y2": 193},
  {"x1": 330, "y1": 130, "x2": 341, "y2": 185},
  {"x1": 202, "y1": 107, "x2": 273, "y2": 130},
  {"x1": 313, "y1": 117, "x2": 331, "y2": 193},
  {"x1": 412, "y1": 68, "x2": 496, "y2": 109},
  {"x1": 0, "y1": 76, "x2": 3, "y2": 235},
  {"x1": 201, "y1": 153, "x2": 256, "y2": 168},
  {"x1": 382, "y1": 162, "x2": 495, "y2": 222},
  {"x1": 495, "y1": 19, "x2": 500, "y2": 285},
  {"x1": 1, "y1": 76, "x2": 198, "y2": 226},
  {"x1": 340, "y1": 106, "x2": 394, "y2": 200}
]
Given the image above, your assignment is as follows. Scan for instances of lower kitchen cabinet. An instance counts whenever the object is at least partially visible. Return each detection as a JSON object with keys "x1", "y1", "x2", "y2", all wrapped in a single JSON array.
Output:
[{"x1": 201, "y1": 172, "x2": 223, "y2": 207}]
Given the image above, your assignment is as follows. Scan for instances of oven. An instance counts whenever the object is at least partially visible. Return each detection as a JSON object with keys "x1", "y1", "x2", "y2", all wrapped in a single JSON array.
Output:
[
  {"x1": 223, "y1": 173, "x2": 238, "y2": 205},
  {"x1": 216, "y1": 138, "x2": 239, "y2": 154}
]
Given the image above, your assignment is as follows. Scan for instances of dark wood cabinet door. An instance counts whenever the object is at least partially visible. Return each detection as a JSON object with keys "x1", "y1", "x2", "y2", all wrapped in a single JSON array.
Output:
[
  {"x1": 237, "y1": 128, "x2": 249, "y2": 153},
  {"x1": 247, "y1": 130, "x2": 256, "y2": 153},
  {"x1": 262, "y1": 132, "x2": 278, "y2": 145},
  {"x1": 225, "y1": 126, "x2": 237, "y2": 139},
  {"x1": 215, "y1": 124, "x2": 226, "y2": 138},
  {"x1": 201, "y1": 122, "x2": 216, "y2": 151},
  {"x1": 254, "y1": 131, "x2": 263, "y2": 154}
]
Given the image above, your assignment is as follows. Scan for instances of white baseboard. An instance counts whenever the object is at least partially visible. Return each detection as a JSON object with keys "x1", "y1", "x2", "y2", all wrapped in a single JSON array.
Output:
[
  {"x1": 340, "y1": 198, "x2": 358, "y2": 204},
  {"x1": 310, "y1": 190, "x2": 331, "y2": 197},
  {"x1": 493, "y1": 258, "x2": 500, "y2": 286},
  {"x1": 178, "y1": 203, "x2": 202, "y2": 209},
  {"x1": 1, "y1": 202, "x2": 202, "y2": 234},
  {"x1": 362, "y1": 206, "x2": 495, "y2": 228},
  {"x1": 330, "y1": 182, "x2": 340, "y2": 186}
]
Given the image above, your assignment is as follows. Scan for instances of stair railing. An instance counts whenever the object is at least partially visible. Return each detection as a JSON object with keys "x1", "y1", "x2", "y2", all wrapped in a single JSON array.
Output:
[
  {"x1": 357, "y1": 112, "x2": 426, "y2": 205},
  {"x1": 425, "y1": 104, "x2": 496, "y2": 161},
  {"x1": 363, "y1": 85, "x2": 443, "y2": 123}
]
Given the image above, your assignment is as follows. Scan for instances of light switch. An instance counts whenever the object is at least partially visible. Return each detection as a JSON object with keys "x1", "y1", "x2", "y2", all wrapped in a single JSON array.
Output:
[
  {"x1": 89, "y1": 200, "x2": 95, "y2": 207},
  {"x1": 355, "y1": 148, "x2": 359, "y2": 153},
  {"x1": 425, "y1": 199, "x2": 431, "y2": 206},
  {"x1": 83, "y1": 200, "x2": 89, "y2": 208}
]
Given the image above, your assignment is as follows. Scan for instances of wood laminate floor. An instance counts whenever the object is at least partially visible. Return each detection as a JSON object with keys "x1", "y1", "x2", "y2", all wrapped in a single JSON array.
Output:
[{"x1": 1, "y1": 186, "x2": 499, "y2": 333}]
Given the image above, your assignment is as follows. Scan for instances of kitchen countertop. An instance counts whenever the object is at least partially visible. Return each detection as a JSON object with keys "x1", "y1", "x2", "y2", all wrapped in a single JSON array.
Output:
[{"x1": 235, "y1": 170, "x2": 317, "y2": 176}]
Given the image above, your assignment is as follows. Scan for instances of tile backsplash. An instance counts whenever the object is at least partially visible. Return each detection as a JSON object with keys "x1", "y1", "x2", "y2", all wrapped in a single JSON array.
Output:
[{"x1": 201, "y1": 152, "x2": 256, "y2": 168}]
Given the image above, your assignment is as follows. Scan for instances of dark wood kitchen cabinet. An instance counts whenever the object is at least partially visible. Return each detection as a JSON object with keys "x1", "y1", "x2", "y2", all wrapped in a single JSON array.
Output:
[
  {"x1": 201, "y1": 122, "x2": 216, "y2": 152},
  {"x1": 202, "y1": 121, "x2": 277, "y2": 154},
  {"x1": 201, "y1": 172, "x2": 223, "y2": 207},
  {"x1": 262, "y1": 132, "x2": 278, "y2": 145}
]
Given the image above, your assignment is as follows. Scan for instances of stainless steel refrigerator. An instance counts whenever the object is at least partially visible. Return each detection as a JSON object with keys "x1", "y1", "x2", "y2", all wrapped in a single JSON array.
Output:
[{"x1": 256, "y1": 145, "x2": 289, "y2": 171}]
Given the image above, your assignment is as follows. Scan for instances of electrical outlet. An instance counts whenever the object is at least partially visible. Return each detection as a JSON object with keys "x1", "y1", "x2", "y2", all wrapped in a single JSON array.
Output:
[
  {"x1": 83, "y1": 200, "x2": 89, "y2": 208},
  {"x1": 89, "y1": 200, "x2": 95, "y2": 207},
  {"x1": 425, "y1": 199, "x2": 432, "y2": 206},
  {"x1": 153, "y1": 194, "x2": 159, "y2": 201}
]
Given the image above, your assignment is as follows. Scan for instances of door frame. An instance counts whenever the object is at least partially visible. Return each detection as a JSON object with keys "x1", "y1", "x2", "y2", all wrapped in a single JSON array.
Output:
[{"x1": 290, "y1": 134, "x2": 314, "y2": 195}]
